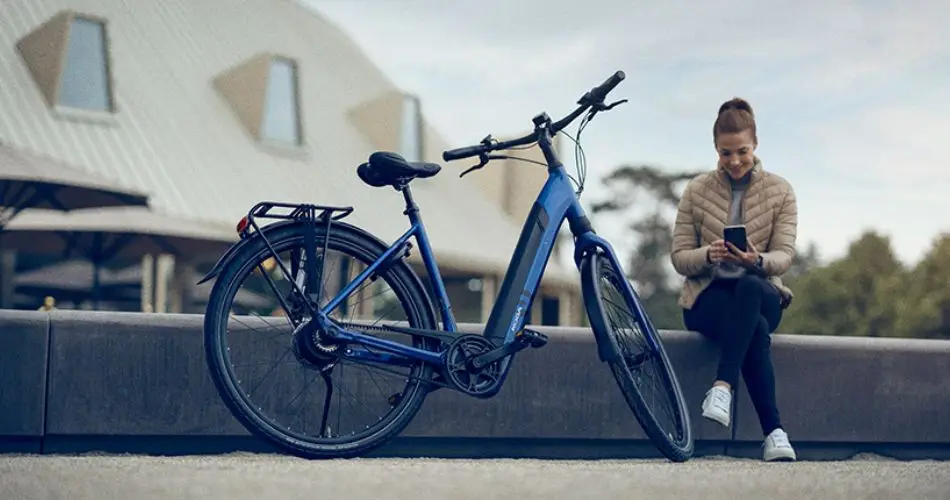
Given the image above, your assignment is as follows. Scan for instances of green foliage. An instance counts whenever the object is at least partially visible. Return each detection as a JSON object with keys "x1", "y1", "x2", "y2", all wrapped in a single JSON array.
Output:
[
  {"x1": 784, "y1": 241, "x2": 821, "y2": 282},
  {"x1": 779, "y1": 231, "x2": 950, "y2": 339},
  {"x1": 780, "y1": 231, "x2": 904, "y2": 337},
  {"x1": 892, "y1": 233, "x2": 950, "y2": 339}
]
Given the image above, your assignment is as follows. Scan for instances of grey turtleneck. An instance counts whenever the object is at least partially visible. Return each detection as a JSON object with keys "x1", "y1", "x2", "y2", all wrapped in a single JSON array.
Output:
[{"x1": 713, "y1": 171, "x2": 751, "y2": 280}]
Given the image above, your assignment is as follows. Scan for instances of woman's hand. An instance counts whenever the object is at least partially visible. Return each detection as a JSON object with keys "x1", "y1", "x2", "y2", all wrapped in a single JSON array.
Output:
[
  {"x1": 724, "y1": 239, "x2": 761, "y2": 268},
  {"x1": 707, "y1": 240, "x2": 730, "y2": 264}
]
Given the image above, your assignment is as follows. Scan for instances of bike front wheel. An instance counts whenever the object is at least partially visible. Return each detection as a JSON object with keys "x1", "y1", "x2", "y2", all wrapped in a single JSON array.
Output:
[{"x1": 580, "y1": 250, "x2": 694, "y2": 462}]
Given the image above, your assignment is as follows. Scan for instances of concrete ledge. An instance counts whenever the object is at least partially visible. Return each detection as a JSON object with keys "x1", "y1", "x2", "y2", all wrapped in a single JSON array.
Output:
[
  {"x1": 1, "y1": 309, "x2": 949, "y2": 460},
  {"x1": 0, "y1": 310, "x2": 49, "y2": 443},
  {"x1": 402, "y1": 325, "x2": 726, "y2": 444},
  {"x1": 44, "y1": 311, "x2": 247, "y2": 437},
  {"x1": 733, "y1": 333, "x2": 950, "y2": 444}
]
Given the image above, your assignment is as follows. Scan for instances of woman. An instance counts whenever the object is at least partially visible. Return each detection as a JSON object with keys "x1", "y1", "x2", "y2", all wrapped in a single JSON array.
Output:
[{"x1": 670, "y1": 97, "x2": 798, "y2": 462}]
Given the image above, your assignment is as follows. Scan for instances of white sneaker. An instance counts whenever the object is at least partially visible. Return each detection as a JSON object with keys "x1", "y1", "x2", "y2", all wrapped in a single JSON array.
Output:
[
  {"x1": 763, "y1": 428, "x2": 797, "y2": 461},
  {"x1": 701, "y1": 385, "x2": 732, "y2": 427}
]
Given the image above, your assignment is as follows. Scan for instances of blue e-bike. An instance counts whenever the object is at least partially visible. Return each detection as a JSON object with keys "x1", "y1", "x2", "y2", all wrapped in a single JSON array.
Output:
[{"x1": 199, "y1": 71, "x2": 694, "y2": 462}]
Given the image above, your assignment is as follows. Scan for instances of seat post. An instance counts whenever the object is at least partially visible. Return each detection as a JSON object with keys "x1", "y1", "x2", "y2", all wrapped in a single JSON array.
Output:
[{"x1": 399, "y1": 183, "x2": 420, "y2": 221}]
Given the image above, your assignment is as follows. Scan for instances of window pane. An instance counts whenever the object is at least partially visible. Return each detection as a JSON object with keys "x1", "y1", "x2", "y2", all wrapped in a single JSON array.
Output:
[
  {"x1": 400, "y1": 95, "x2": 422, "y2": 162},
  {"x1": 59, "y1": 18, "x2": 111, "y2": 111},
  {"x1": 261, "y1": 58, "x2": 300, "y2": 145}
]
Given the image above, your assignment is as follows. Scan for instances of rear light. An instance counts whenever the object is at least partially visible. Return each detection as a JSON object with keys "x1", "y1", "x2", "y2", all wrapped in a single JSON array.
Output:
[{"x1": 236, "y1": 216, "x2": 249, "y2": 234}]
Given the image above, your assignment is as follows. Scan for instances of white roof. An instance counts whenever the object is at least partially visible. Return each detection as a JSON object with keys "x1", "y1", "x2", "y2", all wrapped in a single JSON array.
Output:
[{"x1": 0, "y1": 0, "x2": 576, "y2": 286}]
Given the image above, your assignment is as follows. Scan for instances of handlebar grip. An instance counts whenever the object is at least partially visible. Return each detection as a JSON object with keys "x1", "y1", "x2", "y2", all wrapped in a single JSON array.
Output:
[
  {"x1": 442, "y1": 145, "x2": 484, "y2": 162},
  {"x1": 590, "y1": 70, "x2": 626, "y2": 101}
]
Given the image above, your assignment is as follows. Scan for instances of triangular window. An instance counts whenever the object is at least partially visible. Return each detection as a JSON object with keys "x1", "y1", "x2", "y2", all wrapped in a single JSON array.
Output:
[
  {"x1": 16, "y1": 11, "x2": 115, "y2": 114},
  {"x1": 214, "y1": 54, "x2": 303, "y2": 147},
  {"x1": 260, "y1": 58, "x2": 301, "y2": 146},
  {"x1": 59, "y1": 17, "x2": 113, "y2": 111},
  {"x1": 399, "y1": 94, "x2": 423, "y2": 162}
]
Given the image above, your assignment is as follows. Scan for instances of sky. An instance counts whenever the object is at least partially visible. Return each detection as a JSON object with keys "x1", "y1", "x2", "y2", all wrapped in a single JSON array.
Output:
[{"x1": 303, "y1": 0, "x2": 950, "y2": 267}]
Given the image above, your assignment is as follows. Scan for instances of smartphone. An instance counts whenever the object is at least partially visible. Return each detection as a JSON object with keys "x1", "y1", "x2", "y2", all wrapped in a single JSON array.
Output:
[{"x1": 723, "y1": 225, "x2": 747, "y2": 253}]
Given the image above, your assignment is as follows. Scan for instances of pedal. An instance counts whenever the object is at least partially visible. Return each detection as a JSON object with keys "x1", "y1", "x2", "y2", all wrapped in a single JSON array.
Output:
[
  {"x1": 469, "y1": 329, "x2": 549, "y2": 370},
  {"x1": 517, "y1": 328, "x2": 548, "y2": 348}
]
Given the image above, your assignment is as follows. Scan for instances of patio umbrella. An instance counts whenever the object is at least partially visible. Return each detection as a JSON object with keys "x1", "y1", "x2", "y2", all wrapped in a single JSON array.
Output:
[
  {"x1": 0, "y1": 142, "x2": 150, "y2": 229},
  {"x1": 13, "y1": 259, "x2": 128, "y2": 310},
  {"x1": 15, "y1": 259, "x2": 271, "y2": 311},
  {"x1": 2, "y1": 206, "x2": 238, "y2": 308}
]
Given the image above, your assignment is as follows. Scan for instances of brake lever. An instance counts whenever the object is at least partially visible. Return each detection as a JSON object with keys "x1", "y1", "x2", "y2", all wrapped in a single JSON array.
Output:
[
  {"x1": 603, "y1": 98, "x2": 628, "y2": 110},
  {"x1": 459, "y1": 152, "x2": 490, "y2": 178},
  {"x1": 591, "y1": 99, "x2": 628, "y2": 112},
  {"x1": 460, "y1": 153, "x2": 508, "y2": 178},
  {"x1": 583, "y1": 98, "x2": 629, "y2": 123}
]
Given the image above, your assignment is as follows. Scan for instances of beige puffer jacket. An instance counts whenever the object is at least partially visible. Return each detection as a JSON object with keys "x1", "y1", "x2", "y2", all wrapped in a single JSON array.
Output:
[{"x1": 670, "y1": 159, "x2": 798, "y2": 310}]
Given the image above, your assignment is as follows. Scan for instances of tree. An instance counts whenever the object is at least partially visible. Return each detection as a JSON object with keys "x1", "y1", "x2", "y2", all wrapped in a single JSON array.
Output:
[
  {"x1": 784, "y1": 241, "x2": 821, "y2": 283},
  {"x1": 589, "y1": 164, "x2": 703, "y2": 329},
  {"x1": 893, "y1": 232, "x2": 950, "y2": 339},
  {"x1": 779, "y1": 230, "x2": 906, "y2": 337}
]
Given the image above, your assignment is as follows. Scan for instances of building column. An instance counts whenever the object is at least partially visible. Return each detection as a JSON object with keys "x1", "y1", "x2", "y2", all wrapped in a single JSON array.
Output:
[
  {"x1": 140, "y1": 254, "x2": 173, "y2": 313},
  {"x1": 558, "y1": 288, "x2": 574, "y2": 326},
  {"x1": 529, "y1": 288, "x2": 543, "y2": 327},
  {"x1": 141, "y1": 254, "x2": 154, "y2": 312},
  {"x1": 0, "y1": 250, "x2": 16, "y2": 309},
  {"x1": 480, "y1": 274, "x2": 496, "y2": 324},
  {"x1": 167, "y1": 256, "x2": 195, "y2": 314},
  {"x1": 154, "y1": 254, "x2": 173, "y2": 313}
]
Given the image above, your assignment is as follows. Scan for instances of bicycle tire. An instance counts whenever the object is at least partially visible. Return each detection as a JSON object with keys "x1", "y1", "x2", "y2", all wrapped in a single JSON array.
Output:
[
  {"x1": 203, "y1": 221, "x2": 439, "y2": 459},
  {"x1": 580, "y1": 250, "x2": 694, "y2": 462}
]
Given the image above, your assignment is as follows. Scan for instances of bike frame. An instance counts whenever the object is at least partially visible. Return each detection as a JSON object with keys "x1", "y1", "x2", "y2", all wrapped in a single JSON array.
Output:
[{"x1": 319, "y1": 125, "x2": 625, "y2": 370}]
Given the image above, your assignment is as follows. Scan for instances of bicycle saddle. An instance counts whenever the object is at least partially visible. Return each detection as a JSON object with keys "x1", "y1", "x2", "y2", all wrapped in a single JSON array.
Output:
[{"x1": 357, "y1": 151, "x2": 441, "y2": 188}]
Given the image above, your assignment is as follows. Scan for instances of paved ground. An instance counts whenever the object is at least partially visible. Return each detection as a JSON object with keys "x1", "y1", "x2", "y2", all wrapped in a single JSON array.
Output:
[{"x1": 0, "y1": 453, "x2": 948, "y2": 500}]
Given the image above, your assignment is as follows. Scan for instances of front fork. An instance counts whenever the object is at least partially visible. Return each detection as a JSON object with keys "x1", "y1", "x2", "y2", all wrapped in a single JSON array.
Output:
[{"x1": 574, "y1": 231, "x2": 624, "y2": 363}]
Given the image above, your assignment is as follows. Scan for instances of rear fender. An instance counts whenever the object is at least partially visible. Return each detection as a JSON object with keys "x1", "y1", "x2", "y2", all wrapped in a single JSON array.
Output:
[
  {"x1": 196, "y1": 216, "x2": 442, "y2": 336},
  {"x1": 195, "y1": 218, "x2": 412, "y2": 286},
  {"x1": 196, "y1": 220, "x2": 297, "y2": 285}
]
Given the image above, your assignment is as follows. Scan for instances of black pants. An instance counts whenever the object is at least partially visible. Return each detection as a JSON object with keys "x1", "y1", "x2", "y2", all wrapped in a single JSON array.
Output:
[{"x1": 683, "y1": 274, "x2": 784, "y2": 436}]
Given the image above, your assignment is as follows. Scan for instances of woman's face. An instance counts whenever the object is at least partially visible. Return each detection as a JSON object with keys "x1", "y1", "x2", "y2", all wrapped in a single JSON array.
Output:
[{"x1": 715, "y1": 130, "x2": 757, "y2": 179}]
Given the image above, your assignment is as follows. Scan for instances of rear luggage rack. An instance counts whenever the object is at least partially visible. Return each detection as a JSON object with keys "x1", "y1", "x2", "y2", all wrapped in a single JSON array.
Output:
[
  {"x1": 235, "y1": 201, "x2": 355, "y2": 315},
  {"x1": 237, "y1": 201, "x2": 354, "y2": 239}
]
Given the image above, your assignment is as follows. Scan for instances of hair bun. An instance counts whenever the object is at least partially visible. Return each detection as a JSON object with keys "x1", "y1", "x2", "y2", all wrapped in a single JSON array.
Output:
[
  {"x1": 718, "y1": 97, "x2": 754, "y2": 117},
  {"x1": 713, "y1": 97, "x2": 757, "y2": 142}
]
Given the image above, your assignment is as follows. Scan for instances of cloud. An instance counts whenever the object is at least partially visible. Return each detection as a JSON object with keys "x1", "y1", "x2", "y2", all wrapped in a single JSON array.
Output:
[
  {"x1": 816, "y1": 106, "x2": 950, "y2": 183},
  {"x1": 303, "y1": 0, "x2": 950, "y2": 266}
]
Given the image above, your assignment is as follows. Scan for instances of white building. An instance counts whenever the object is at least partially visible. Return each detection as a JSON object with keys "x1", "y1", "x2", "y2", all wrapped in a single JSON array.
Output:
[{"x1": 0, "y1": 0, "x2": 583, "y2": 326}]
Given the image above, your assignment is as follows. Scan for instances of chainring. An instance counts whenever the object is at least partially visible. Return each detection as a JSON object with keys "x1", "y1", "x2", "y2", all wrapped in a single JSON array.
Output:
[{"x1": 442, "y1": 334, "x2": 504, "y2": 397}]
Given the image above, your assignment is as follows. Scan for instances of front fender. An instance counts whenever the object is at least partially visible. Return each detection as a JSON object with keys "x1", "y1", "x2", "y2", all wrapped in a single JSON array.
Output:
[
  {"x1": 573, "y1": 231, "x2": 618, "y2": 270},
  {"x1": 574, "y1": 231, "x2": 624, "y2": 362}
]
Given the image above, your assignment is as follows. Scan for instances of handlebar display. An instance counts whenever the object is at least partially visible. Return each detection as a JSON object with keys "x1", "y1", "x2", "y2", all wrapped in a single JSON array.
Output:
[{"x1": 441, "y1": 70, "x2": 626, "y2": 163}]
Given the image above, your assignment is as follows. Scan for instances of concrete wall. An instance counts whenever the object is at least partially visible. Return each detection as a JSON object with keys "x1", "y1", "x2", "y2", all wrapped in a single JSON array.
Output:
[
  {"x1": 0, "y1": 310, "x2": 48, "y2": 452},
  {"x1": 1, "y1": 309, "x2": 949, "y2": 460}
]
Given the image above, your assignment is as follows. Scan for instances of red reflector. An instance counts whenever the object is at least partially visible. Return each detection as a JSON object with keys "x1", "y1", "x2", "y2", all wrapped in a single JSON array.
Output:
[{"x1": 236, "y1": 216, "x2": 249, "y2": 234}]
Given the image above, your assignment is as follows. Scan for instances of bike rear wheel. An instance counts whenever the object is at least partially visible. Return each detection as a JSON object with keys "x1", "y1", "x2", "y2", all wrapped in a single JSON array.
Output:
[
  {"x1": 203, "y1": 221, "x2": 439, "y2": 459},
  {"x1": 580, "y1": 250, "x2": 694, "y2": 462}
]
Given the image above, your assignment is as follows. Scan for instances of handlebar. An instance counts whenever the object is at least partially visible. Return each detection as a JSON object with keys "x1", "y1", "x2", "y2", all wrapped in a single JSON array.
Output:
[{"x1": 442, "y1": 70, "x2": 626, "y2": 164}]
